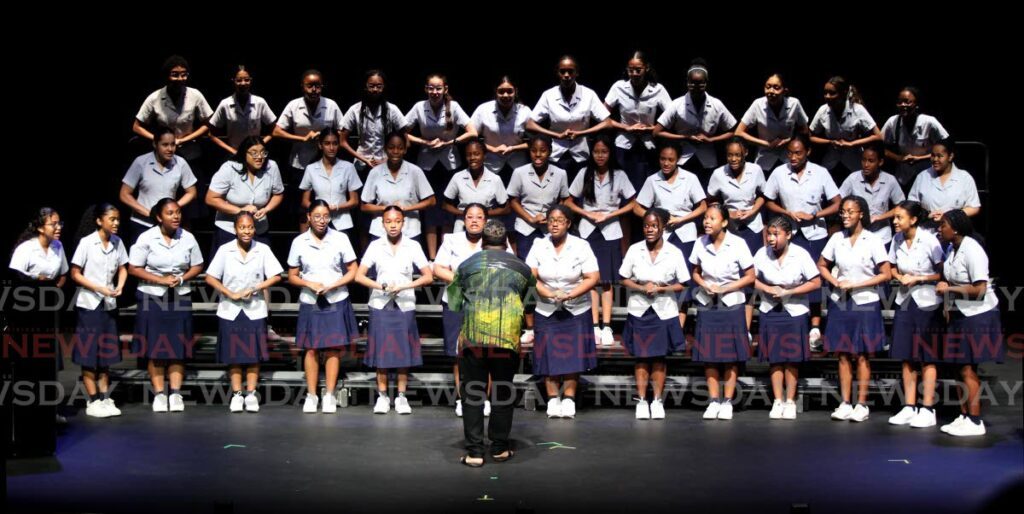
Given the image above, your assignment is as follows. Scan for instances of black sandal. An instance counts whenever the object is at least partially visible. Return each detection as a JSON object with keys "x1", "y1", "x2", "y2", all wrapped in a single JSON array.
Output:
[
  {"x1": 490, "y1": 450, "x2": 514, "y2": 462},
  {"x1": 460, "y1": 455, "x2": 484, "y2": 468}
]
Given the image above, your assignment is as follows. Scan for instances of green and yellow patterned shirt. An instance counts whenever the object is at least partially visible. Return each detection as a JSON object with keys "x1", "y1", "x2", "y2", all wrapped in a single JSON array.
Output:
[{"x1": 447, "y1": 250, "x2": 535, "y2": 352}]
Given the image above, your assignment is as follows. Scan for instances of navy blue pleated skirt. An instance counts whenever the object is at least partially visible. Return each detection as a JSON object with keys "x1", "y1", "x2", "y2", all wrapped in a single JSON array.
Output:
[
  {"x1": 621, "y1": 308, "x2": 685, "y2": 358},
  {"x1": 218, "y1": 311, "x2": 268, "y2": 365},
  {"x1": 533, "y1": 309, "x2": 597, "y2": 376},
  {"x1": 131, "y1": 291, "x2": 194, "y2": 361},
  {"x1": 442, "y1": 302, "x2": 464, "y2": 358},
  {"x1": 758, "y1": 310, "x2": 811, "y2": 363},
  {"x1": 823, "y1": 297, "x2": 886, "y2": 354},
  {"x1": 365, "y1": 302, "x2": 423, "y2": 369},
  {"x1": 942, "y1": 309, "x2": 1004, "y2": 364},
  {"x1": 295, "y1": 298, "x2": 359, "y2": 350},
  {"x1": 693, "y1": 302, "x2": 751, "y2": 363},
  {"x1": 733, "y1": 226, "x2": 764, "y2": 256},
  {"x1": 515, "y1": 230, "x2": 545, "y2": 261},
  {"x1": 73, "y1": 307, "x2": 122, "y2": 368},
  {"x1": 891, "y1": 298, "x2": 945, "y2": 363},
  {"x1": 790, "y1": 233, "x2": 827, "y2": 304},
  {"x1": 585, "y1": 229, "x2": 623, "y2": 284}
]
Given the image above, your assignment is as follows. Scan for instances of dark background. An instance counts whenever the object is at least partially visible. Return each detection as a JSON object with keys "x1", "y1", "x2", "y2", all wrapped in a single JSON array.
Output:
[{"x1": 2, "y1": 14, "x2": 1016, "y2": 320}]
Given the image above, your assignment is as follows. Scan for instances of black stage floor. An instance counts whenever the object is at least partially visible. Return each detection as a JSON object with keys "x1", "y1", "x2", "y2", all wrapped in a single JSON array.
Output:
[{"x1": 7, "y1": 364, "x2": 1023, "y2": 514}]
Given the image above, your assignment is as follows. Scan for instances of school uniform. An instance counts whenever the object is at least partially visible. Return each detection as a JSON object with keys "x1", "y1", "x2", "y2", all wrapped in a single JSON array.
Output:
[
  {"x1": 8, "y1": 238, "x2": 69, "y2": 385},
  {"x1": 341, "y1": 101, "x2": 409, "y2": 168},
  {"x1": 739, "y1": 96, "x2": 809, "y2": 170},
  {"x1": 471, "y1": 100, "x2": 532, "y2": 176},
  {"x1": 635, "y1": 169, "x2": 707, "y2": 258},
  {"x1": 567, "y1": 169, "x2": 635, "y2": 283},
  {"x1": 471, "y1": 100, "x2": 530, "y2": 230},
  {"x1": 604, "y1": 80, "x2": 672, "y2": 187},
  {"x1": 208, "y1": 94, "x2": 277, "y2": 150},
  {"x1": 838, "y1": 171, "x2": 906, "y2": 244},
  {"x1": 889, "y1": 229, "x2": 946, "y2": 362},
  {"x1": 531, "y1": 84, "x2": 610, "y2": 177},
  {"x1": 656, "y1": 92, "x2": 737, "y2": 174},
  {"x1": 820, "y1": 230, "x2": 890, "y2": 354},
  {"x1": 128, "y1": 227, "x2": 203, "y2": 361},
  {"x1": 763, "y1": 162, "x2": 839, "y2": 266},
  {"x1": 443, "y1": 169, "x2": 509, "y2": 232},
  {"x1": 287, "y1": 229, "x2": 360, "y2": 350},
  {"x1": 506, "y1": 164, "x2": 570, "y2": 260},
  {"x1": 618, "y1": 241, "x2": 689, "y2": 357},
  {"x1": 406, "y1": 100, "x2": 473, "y2": 227},
  {"x1": 809, "y1": 101, "x2": 877, "y2": 174},
  {"x1": 208, "y1": 160, "x2": 285, "y2": 247},
  {"x1": 299, "y1": 159, "x2": 363, "y2": 232},
  {"x1": 526, "y1": 235, "x2": 599, "y2": 375},
  {"x1": 207, "y1": 241, "x2": 283, "y2": 365},
  {"x1": 881, "y1": 114, "x2": 949, "y2": 187},
  {"x1": 707, "y1": 163, "x2": 767, "y2": 254},
  {"x1": 941, "y1": 237, "x2": 1003, "y2": 364},
  {"x1": 136, "y1": 86, "x2": 213, "y2": 161},
  {"x1": 360, "y1": 161, "x2": 434, "y2": 239},
  {"x1": 276, "y1": 97, "x2": 344, "y2": 171},
  {"x1": 121, "y1": 152, "x2": 198, "y2": 242},
  {"x1": 753, "y1": 244, "x2": 820, "y2": 363},
  {"x1": 907, "y1": 166, "x2": 981, "y2": 233},
  {"x1": 689, "y1": 232, "x2": 754, "y2": 362},
  {"x1": 435, "y1": 232, "x2": 486, "y2": 358},
  {"x1": 362, "y1": 237, "x2": 428, "y2": 369},
  {"x1": 71, "y1": 232, "x2": 128, "y2": 368}
]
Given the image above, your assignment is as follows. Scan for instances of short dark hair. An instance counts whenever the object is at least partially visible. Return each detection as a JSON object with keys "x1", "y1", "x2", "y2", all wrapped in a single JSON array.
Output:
[{"x1": 482, "y1": 219, "x2": 507, "y2": 247}]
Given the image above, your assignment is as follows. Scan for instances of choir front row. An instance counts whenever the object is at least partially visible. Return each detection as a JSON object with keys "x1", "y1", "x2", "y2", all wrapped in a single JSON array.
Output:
[{"x1": 8, "y1": 196, "x2": 1002, "y2": 437}]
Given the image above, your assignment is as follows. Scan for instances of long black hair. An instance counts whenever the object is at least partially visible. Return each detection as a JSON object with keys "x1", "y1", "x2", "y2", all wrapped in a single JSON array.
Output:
[
  {"x1": 14, "y1": 207, "x2": 58, "y2": 251},
  {"x1": 581, "y1": 134, "x2": 619, "y2": 204}
]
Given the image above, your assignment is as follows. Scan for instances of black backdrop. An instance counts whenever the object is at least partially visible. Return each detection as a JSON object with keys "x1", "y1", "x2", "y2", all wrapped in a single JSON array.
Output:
[{"x1": 2, "y1": 15, "x2": 1015, "y2": 314}]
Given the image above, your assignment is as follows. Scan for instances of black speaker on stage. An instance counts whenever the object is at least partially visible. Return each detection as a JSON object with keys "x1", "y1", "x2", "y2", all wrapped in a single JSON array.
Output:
[{"x1": 3, "y1": 307, "x2": 58, "y2": 458}]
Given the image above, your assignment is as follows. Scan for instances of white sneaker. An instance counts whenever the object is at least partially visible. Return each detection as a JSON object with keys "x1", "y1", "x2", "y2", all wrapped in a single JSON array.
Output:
[
  {"x1": 635, "y1": 399, "x2": 651, "y2": 420},
  {"x1": 947, "y1": 418, "x2": 986, "y2": 437},
  {"x1": 322, "y1": 392, "x2": 338, "y2": 414},
  {"x1": 229, "y1": 394, "x2": 244, "y2": 413},
  {"x1": 888, "y1": 406, "x2": 917, "y2": 426},
  {"x1": 910, "y1": 408, "x2": 936, "y2": 428},
  {"x1": 303, "y1": 393, "x2": 318, "y2": 413},
  {"x1": 455, "y1": 399, "x2": 463, "y2": 417},
  {"x1": 831, "y1": 403, "x2": 854, "y2": 420},
  {"x1": 373, "y1": 395, "x2": 391, "y2": 414},
  {"x1": 86, "y1": 399, "x2": 111, "y2": 418},
  {"x1": 782, "y1": 400, "x2": 797, "y2": 420},
  {"x1": 546, "y1": 398, "x2": 562, "y2": 418},
  {"x1": 769, "y1": 399, "x2": 784, "y2": 419},
  {"x1": 601, "y1": 326, "x2": 614, "y2": 347},
  {"x1": 849, "y1": 404, "x2": 870, "y2": 422},
  {"x1": 941, "y1": 415, "x2": 967, "y2": 434},
  {"x1": 561, "y1": 398, "x2": 576, "y2": 419},
  {"x1": 717, "y1": 402, "x2": 734, "y2": 420},
  {"x1": 650, "y1": 398, "x2": 666, "y2": 420},
  {"x1": 395, "y1": 395, "x2": 412, "y2": 415},
  {"x1": 169, "y1": 393, "x2": 185, "y2": 412},
  {"x1": 809, "y1": 328, "x2": 823, "y2": 352},
  {"x1": 244, "y1": 393, "x2": 259, "y2": 413},
  {"x1": 484, "y1": 400, "x2": 491, "y2": 417},
  {"x1": 520, "y1": 329, "x2": 535, "y2": 345},
  {"x1": 152, "y1": 393, "x2": 169, "y2": 413},
  {"x1": 703, "y1": 402, "x2": 722, "y2": 420},
  {"x1": 593, "y1": 326, "x2": 603, "y2": 345},
  {"x1": 102, "y1": 398, "x2": 121, "y2": 417}
]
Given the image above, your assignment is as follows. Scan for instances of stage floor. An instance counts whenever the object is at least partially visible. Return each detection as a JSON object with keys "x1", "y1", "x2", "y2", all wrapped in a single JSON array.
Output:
[{"x1": 6, "y1": 363, "x2": 1023, "y2": 514}]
